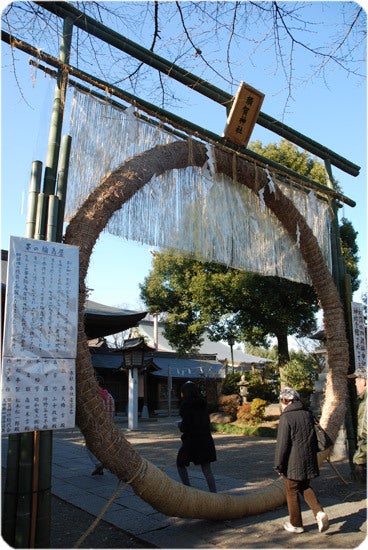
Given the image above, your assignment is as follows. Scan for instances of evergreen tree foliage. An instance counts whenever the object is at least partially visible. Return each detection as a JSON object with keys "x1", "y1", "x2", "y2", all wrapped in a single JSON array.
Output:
[
  {"x1": 339, "y1": 217, "x2": 360, "y2": 292},
  {"x1": 140, "y1": 140, "x2": 360, "y2": 364}
]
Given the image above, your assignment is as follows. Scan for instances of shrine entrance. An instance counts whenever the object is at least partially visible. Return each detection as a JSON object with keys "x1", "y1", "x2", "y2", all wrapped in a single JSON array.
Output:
[
  {"x1": 63, "y1": 137, "x2": 350, "y2": 519},
  {"x1": 2, "y1": 2, "x2": 361, "y2": 540}
]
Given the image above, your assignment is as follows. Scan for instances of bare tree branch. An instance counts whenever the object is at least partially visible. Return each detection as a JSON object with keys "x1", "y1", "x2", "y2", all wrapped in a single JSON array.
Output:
[{"x1": 2, "y1": 1, "x2": 365, "y2": 113}]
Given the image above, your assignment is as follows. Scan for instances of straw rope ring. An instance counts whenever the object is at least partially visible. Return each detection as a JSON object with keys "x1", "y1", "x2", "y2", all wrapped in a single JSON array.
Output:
[{"x1": 64, "y1": 139, "x2": 349, "y2": 520}]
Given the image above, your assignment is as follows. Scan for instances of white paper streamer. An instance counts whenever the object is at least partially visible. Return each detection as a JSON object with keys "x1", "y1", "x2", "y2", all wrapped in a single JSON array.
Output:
[
  {"x1": 258, "y1": 186, "x2": 266, "y2": 212},
  {"x1": 265, "y1": 167, "x2": 276, "y2": 194},
  {"x1": 204, "y1": 143, "x2": 216, "y2": 175},
  {"x1": 308, "y1": 190, "x2": 318, "y2": 213},
  {"x1": 64, "y1": 89, "x2": 333, "y2": 285},
  {"x1": 296, "y1": 223, "x2": 301, "y2": 247}
]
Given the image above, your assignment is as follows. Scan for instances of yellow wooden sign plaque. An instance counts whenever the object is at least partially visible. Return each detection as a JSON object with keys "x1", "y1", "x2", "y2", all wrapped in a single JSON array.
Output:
[{"x1": 223, "y1": 81, "x2": 265, "y2": 147}]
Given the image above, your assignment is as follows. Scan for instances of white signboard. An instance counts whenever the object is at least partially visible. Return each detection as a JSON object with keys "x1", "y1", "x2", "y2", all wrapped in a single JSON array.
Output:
[
  {"x1": 352, "y1": 302, "x2": 367, "y2": 370},
  {"x1": 1, "y1": 236, "x2": 79, "y2": 434}
]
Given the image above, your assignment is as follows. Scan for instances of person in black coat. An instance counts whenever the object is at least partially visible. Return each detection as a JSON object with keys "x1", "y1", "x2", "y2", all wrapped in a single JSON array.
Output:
[
  {"x1": 176, "y1": 381, "x2": 217, "y2": 492},
  {"x1": 274, "y1": 387, "x2": 329, "y2": 534}
]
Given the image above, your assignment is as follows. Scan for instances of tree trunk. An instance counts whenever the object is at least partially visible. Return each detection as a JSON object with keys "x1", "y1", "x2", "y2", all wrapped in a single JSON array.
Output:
[{"x1": 276, "y1": 332, "x2": 290, "y2": 367}]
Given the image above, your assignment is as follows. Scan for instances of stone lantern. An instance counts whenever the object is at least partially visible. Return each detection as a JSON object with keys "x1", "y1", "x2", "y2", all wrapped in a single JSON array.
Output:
[{"x1": 237, "y1": 373, "x2": 249, "y2": 404}]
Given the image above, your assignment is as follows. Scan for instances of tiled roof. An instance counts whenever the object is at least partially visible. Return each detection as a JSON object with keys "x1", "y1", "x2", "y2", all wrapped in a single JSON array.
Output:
[
  {"x1": 132, "y1": 319, "x2": 272, "y2": 366},
  {"x1": 148, "y1": 356, "x2": 226, "y2": 379}
]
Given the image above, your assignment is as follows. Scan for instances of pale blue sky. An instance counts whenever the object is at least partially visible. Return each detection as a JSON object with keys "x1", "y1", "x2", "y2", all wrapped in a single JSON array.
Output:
[{"x1": 2, "y1": 2, "x2": 366, "y2": 310}]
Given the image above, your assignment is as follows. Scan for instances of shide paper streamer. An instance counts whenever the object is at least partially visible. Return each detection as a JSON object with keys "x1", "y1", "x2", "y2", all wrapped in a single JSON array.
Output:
[{"x1": 65, "y1": 89, "x2": 332, "y2": 284}]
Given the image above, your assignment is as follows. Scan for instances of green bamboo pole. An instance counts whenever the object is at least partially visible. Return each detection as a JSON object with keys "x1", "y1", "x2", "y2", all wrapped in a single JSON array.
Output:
[
  {"x1": 324, "y1": 159, "x2": 356, "y2": 474},
  {"x1": 2, "y1": 17, "x2": 74, "y2": 549},
  {"x1": 32, "y1": 18, "x2": 73, "y2": 548},
  {"x1": 42, "y1": 18, "x2": 73, "y2": 196},
  {"x1": 56, "y1": 134, "x2": 72, "y2": 241},
  {"x1": 33, "y1": 193, "x2": 48, "y2": 241},
  {"x1": 25, "y1": 161, "x2": 42, "y2": 238},
  {"x1": 2, "y1": 434, "x2": 20, "y2": 545},
  {"x1": 34, "y1": 430, "x2": 53, "y2": 547},
  {"x1": 2, "y1": 165, "x2": 42, "y2": 549},
  {"x1": 14, "y1": 433, "x2": 34, "y2": 548},
  {"x1": 344, "y1": 274, "x2": 359, "y2": 467},
  {"x1": 28, "y1": 53, "x2": 358, "y2": 208},
  {"x1": 46, "y1": 195, "x2": 59, "y2": 242},
  {"x1": 2, "y1": 30, "x2": 360, "y2": 202},
  {"x1": 35, "y1": 0, "x2": 360, "y2": 177}
]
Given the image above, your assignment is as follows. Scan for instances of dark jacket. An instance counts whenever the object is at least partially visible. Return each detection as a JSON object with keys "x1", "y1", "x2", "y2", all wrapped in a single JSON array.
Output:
[
  {"x1": 177, "y1": 396, "x2": 216, "y2": 466},
  {"x1": 274, "y1": 400, "x2": 319, "y2": 481},
  {"x1": 353, "y1": 388, "x2": 367, "y2": 465}
]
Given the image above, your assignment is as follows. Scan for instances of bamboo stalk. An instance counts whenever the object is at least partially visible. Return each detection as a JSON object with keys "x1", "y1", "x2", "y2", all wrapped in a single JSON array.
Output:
[
  {"x1": 2, "y1": 435, "x2": 20, "y2": 546},
  {"x1": 42, "y1": 17, "x2": 73, "y2": 196},
  {"x1": 28, "y1": 57, "x2": 356, "y2": 208},
  {"x1": 35, "y1": 431, "x2": 53, "y2": 547},
  {"x1": 2, "y1": 17, "x2": 74, "y2": 550},
  {"x1": 29, "y1": 432, "x2": 40, "y2": 548},
  {"x1": 15, "y1": 432, "x2": 33, "y2": 548},
  {"x1": 25, "y1": 161, "x2": 42, "y2": 238},
  {"x1": 34, "y1": 193, "x2": 48, "y2": 240},
  {"x1": 46, "y1": 195, "x2": 59, "y2": 241},
  {"x1": 34, "y1": 1, "x2": 360, "y2": 177},
  {"x1": 56, "y1": 134, "x2": 72, "y2": 241},
  {"x1": 2, "y1": 27, "x2": 359, "y2": 200}
]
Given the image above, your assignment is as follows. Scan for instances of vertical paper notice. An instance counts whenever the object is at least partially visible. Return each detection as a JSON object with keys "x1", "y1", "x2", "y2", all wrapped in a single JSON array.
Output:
[
  {"x1": 352, "y1": 302, "x2": 367, "y2": 370},
  {"x1": 1, "y1": 236, "x2": 79, "y2": 434}
]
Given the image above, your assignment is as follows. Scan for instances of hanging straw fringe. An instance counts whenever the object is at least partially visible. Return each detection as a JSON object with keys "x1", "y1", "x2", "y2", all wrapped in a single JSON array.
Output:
[{"x1": 65, "y1": 89, "x2": 332, "y2": 285}]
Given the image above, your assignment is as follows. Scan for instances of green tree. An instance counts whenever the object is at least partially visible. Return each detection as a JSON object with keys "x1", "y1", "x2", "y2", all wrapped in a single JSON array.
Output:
[
  {"x1": 140, "y1": 138, "x2": 360, "y2": 365},
  {"x1": 139, "y1": 252, "x2": 206, "y2": 353},
  {"x1": 250, "y1": 140, "x2": 360, "y2": 292},
  {"x1": 140, "y1": 251, "x2": 319, "y2": 364},
  {"x1": 250, "y1": 140, "x2": 328, "y2": 185},
  {"x1": 339, "y1": 217, "x2": 360, "y2": 293},
  {"x1": 281, "y1": 350, "x2": 321, "y2": 401}
]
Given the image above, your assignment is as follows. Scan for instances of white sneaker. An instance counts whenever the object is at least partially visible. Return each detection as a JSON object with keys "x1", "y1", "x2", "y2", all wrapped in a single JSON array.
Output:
[
  {"x1": 316, "y1": 511, "x2": 329, "y2": 532},
  {"x1": 283, "y1": 521, "x2": 304, "y2": 534}
]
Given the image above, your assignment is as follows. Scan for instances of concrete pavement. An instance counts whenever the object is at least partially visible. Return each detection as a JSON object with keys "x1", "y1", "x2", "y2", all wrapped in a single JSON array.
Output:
[{"x1": 2, "y1": 416, "x2": 367, "y2": 548}]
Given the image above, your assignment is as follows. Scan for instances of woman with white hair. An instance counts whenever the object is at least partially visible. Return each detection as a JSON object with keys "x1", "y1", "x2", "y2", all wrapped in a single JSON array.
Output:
[{"x1": 274, "y1": 386, "x2": 329, "y2": 534}]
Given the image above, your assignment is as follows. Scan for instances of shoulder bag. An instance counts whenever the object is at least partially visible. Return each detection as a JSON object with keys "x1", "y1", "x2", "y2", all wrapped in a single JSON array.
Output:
[{"x1": 314, "y1": 417, "x2": 333, "y2": 451}]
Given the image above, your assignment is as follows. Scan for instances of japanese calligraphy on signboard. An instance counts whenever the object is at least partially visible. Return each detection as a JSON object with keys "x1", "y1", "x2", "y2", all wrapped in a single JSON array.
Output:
[
  {"x1": 352, "y1": 302, "x2": 367, "y2": 370},
  {"x1": 1, "y1": 236, "x2": 79, "y2": 434},
  {"x1": 223, "y1": 81, "x2": 265, "y2": 147}
]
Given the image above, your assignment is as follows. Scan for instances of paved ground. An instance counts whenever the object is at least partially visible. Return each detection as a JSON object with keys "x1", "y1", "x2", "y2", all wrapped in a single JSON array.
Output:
[{"x1": 2, "y1": 416, "x2": 367, "y2": 548}]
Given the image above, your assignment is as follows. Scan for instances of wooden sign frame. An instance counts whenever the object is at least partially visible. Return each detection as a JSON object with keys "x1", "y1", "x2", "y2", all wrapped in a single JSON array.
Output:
[{"x1": 223, "y1": 81, "x2": 265, "y2": 147}]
